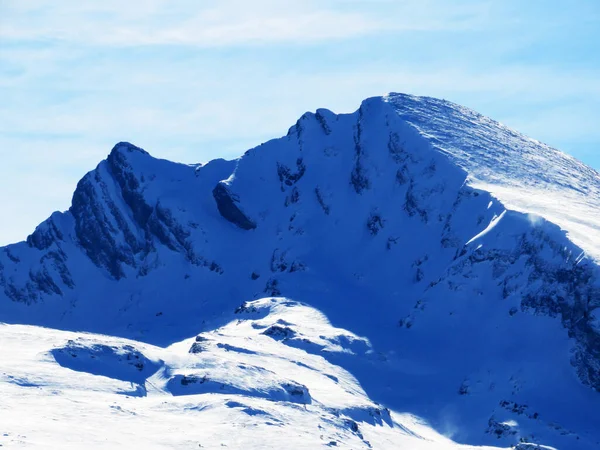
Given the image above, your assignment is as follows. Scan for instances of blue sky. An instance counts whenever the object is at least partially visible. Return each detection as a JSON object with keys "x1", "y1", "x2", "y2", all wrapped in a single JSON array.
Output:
[{"x1": 0, "y1": 0, "x2": 599, "y2": 245}]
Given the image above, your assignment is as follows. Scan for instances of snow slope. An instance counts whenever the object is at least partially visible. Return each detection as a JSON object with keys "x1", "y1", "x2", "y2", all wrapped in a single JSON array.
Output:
[
  {"x1": 1, "y1": 93, "x2": 599, "y2": 449},
  {"x1": 385, "y1": 93, "x2": 600, "y2": 262},
  {"x1": 0, "y1": 298, "x2": 504, "y2": 449}
]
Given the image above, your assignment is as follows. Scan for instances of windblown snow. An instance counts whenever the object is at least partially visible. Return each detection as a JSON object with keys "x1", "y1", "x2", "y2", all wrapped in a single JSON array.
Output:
[
  {"x1": 385, "y1": 93, "x2": 600, "y2": 261},
  {"x1": 1, "y1": 93, "x2": 599, "y2": 449}
]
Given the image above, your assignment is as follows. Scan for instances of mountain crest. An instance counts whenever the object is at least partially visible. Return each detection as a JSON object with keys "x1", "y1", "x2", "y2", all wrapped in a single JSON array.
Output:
[
  {"x1": 110, "y1": 141, "x2": 149, "y2": 156},
  {"x1": 1, "y1": 93, "x2": 600, "y2": 449}
]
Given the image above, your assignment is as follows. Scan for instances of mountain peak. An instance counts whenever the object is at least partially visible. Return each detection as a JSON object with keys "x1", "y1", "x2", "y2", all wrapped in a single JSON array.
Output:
[
  {"x1": 382, "y1": 92, "x2": 600, "y2": 260},
  {"x1": 109, "y1": 141, "x2": 149, "y2": 157},
  {"x1": 1, "y1": 94, "x2": 600, "y2": 449}
]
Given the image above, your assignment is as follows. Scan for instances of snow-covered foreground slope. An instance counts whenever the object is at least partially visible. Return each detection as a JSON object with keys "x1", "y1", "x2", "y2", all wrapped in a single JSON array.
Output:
[
  {"x1": 1, "y1": 93, "x2": 599, "y2": 449},
  {"x1": 1, "y1": 298, "x2": 502, "y2": 450}
]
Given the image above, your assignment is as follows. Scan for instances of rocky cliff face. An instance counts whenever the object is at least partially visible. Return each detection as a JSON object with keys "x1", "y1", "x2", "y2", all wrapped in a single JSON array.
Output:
[{"x1": 0, "y1": 94, "x2": 599, "y2": 449}]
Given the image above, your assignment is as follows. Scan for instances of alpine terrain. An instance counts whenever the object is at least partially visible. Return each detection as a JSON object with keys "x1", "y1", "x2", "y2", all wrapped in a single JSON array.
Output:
[{"x1": 1, "y1": 93, "x2": 599, "y2": 449}]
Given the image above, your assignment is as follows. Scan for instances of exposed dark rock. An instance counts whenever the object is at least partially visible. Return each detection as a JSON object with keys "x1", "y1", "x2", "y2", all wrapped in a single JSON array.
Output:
[
  {"x1": 180, "y1": 374, "x2": 208, "y2": 386},
  {"x1": 190, "y1": 336, "x2": 210, "y2": 354},
  {"x1": 366, "y1": 213, "x2": 384, "y2": 236},
  {"x1": 395, "y1": 166, "x2": 408, "y2": 185},
  {"x1": 29, "y1": 268, "x2": 62, "y2": 296},
  {"x1": 350, "y1": 114, "x2": 370, "y2": 194},
  {"x1": 458, "y1": 381, "x2": 470, "y2": 395},
  {"x1": 4, "y1": 249, "x2": 20, "y2": 263},
  {"x1": 70, "y1": 173, "x2": 134, "y2": 279},
  {"x1": 282, "y1": 382, "x2": 310, "y2": 402},
  {"x1": 263, "y1": 325, "x2": 295, "y2": 340},
  {"x1": 212, "y1": 182, "x2": 256, "y2": 230},
  {"x1": 386, "y1": 237, "x2": 399, "y2": 250},
  {"x1": 454, "y1": 226, "x2": 600, "y2": 391},
  {"x1": 235, "y1": 301, "x2": 259, "y2": 315},
  {"x1": 284, "y1": 187, "x2": 300, "y2": 206},
  {"x1": 40, "y1": 249, "x2": 74, "y2": 288},
  {"x1": 499, "y1": 400, "x2": 539, "y2": 420},
  {"x1": 315, "y1": 187, "x2": 330, "y2": 215},
  {"x1": 289, "y1": 260, "x2": 306, "y2": 273},
  {"x1": 387, "y1": 132, "x2": 407, "y2": 163},
  {"x1": 277, "y1": 158, "x2": 306, "y2": 189},
  {"x1": 350, "y1": 161, "x2": 370, "y2": 194},
  {"x1": 107, "y1": 145, "x2": 153, "y2": 229},
  {"x1": 486, "y1": 416, "x2": 517, "y2": 439},
  {"x1": 27, "y1": 216, "x2": 64, "y2": 250},
  {"x1": 315, "y1": 110, "x2": 332, "y2": 135},
  {"x1": 270, "y1": 249, "x2": 288, "y2": 273},
  {"x1": 404, "y1": 179, "x2": 428, "y2": 222}
]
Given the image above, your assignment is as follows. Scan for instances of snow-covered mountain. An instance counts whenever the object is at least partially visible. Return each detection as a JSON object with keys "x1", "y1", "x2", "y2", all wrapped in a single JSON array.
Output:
[{"x1": 1, "y1": 93, "x2": 599, "y2": 449}]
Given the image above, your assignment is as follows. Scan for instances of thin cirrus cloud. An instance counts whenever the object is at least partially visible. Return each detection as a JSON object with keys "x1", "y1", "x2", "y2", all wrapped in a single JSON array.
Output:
[
  {"x1": 1, "y1": 2, "x2": 384, "y2": 46},
  {"x1": 0, "y1": 0, "x2": 491, "y2": 46},
  {"x1": 0, "y1": 0, "x2": 598, "y2": 245}
]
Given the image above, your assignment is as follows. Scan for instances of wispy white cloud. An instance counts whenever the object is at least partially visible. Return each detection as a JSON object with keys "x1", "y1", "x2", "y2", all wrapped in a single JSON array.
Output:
[
  {"x1": 0, "y1": 0, "x2": 496, "y2": 47},
  {"x1": 0, "y1": 1, "x2": 385, "y2": 46},
  {"x1": 3, "y1": 60, "x2": 599, "y2": 142}
]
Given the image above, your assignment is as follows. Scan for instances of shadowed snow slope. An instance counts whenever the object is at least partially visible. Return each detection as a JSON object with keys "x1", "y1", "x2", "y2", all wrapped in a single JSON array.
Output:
[
  {"x1": 0, "y1": 298, "x2": 503, "y2": 449},
  {"x1": 385, "y1": 93, "x2": 600, "y2": 262},
  {"x1": 1, "y1": 93, "x2": 599, "y2": 449}
]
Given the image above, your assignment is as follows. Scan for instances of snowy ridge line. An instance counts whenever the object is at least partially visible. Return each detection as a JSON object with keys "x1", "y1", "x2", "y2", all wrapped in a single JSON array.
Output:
[
  {"x1": 384, "y1": 92, "x2": 600, "y2": 262},
  {"x1": 0, "y1": 93, "x2": 599, "y2": 449}
]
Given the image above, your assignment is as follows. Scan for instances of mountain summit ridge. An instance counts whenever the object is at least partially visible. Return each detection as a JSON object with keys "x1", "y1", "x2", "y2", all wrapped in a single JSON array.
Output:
[
  {"x1": 385, "y1": 93, "x2": 600, "y2": 260},
  {"x1": 1, "y1": 93, "x2": 599, "y2": 449}
]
